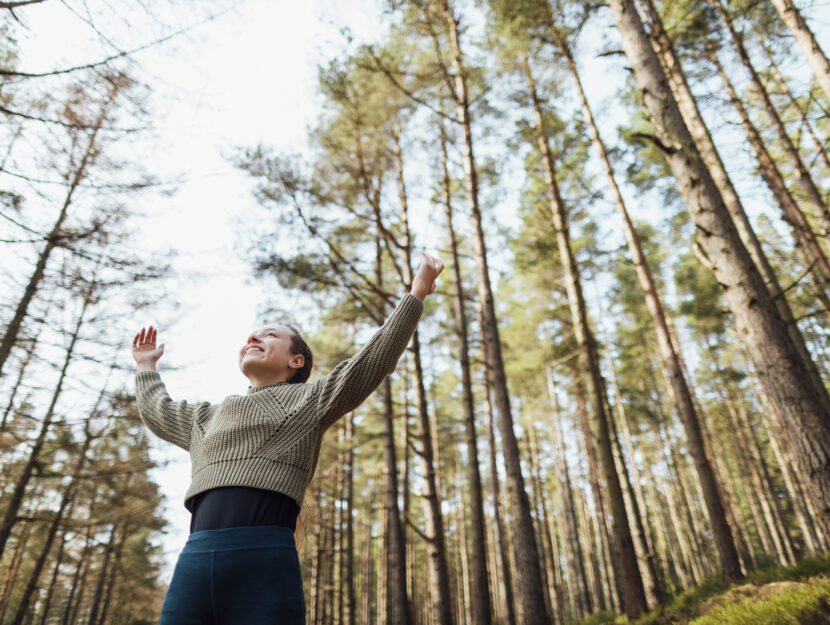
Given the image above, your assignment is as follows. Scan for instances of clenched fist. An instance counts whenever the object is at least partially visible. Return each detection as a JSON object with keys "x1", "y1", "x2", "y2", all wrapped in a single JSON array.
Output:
[{"x1": 411, "y1": 252, "x2": 444, "y2": 301}]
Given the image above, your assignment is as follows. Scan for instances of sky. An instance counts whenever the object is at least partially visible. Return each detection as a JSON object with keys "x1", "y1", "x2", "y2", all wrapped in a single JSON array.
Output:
[{"x1": 11, "y1": 0, "x2": 384, "y2": 581}]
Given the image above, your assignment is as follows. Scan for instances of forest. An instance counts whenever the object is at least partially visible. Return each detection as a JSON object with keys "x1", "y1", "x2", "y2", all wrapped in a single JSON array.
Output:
[{"x1": 0, "y1": 0, "x2": 829, "y2": 624}]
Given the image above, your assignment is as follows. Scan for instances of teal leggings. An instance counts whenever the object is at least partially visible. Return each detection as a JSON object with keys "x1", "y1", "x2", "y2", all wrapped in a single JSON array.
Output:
[{"x1": 159, "y1": 526, "x2": 305, "y2": 625}]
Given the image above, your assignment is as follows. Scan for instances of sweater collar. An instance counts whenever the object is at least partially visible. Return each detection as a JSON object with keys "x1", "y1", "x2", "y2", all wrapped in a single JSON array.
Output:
[{"x1": 246, "y1": 381, "x2": 292, "y2": 394}]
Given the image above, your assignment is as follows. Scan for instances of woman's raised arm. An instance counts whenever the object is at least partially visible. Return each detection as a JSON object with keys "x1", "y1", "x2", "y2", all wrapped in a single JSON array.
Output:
[{"x1": 132, "y1": 326, "x2": 212, "y2": 450}]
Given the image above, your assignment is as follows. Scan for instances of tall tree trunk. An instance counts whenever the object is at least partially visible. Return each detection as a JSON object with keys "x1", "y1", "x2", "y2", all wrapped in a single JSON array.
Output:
[
  {"x1": 523, "y1": 56, "x2": 646, "y2": 617},
  {"x1": 568, "y1": 360, "x2": 616, "y2": 611},
  {"x1": 392, "y1": 121, "x2": 455, "y2": 625},
  {"x1": 769, "y1": 0, "x2": 830, "y2": 101},
  {"x1": 375, "y1": 221, "x2": 412, "y2": 625},
  {"x1": 0, "y1": 288, "x2": 92, "y2": 558},
  {"x1": 0, "y1": 89, "x2": 114, "y2": 379},
  {"x1": 557, "y1": 27, "x2": 744, "y2": 581},
  {"x1": 638, "y1": 0, "x2": 829, "y2": 407},
  {"x1": 712, "y1": 0, "x2": 830, "y2": 239},
  {"x1": 545, "y1": 369, "x2": 591, "y2": 619},
  {"x1": 608, "y1": 0, "x2": 830, "y2": 540},
  {"x1": 344, "y1": 412, "x2": 356, "y2": 625},
  {"x1": 454, "y1": 451, "x2": 473, "y2": 625},
  {"x1": 757, "y1": 37, "x2": 830, "y2": 174},
  {"x1": 440, "y1": 116, "x2": 492, "y2": 625},
  {"x1": 437, "y1": 3, "x2": 549, "y2": 622},
  {"x1": 708, "y1": 44, "x2": 830, "y2": 308},
  {"x1": 0, "y1": 523, "x2": 32, "y2": 623},
  {"x1": 10, "y1": 417, "x2": 95, "y2": 625},
  {"x1": 484, "y1": 381, "x2": 517, "y2": 625},
  {"x1": 606, "y1": 367, "x2": 665, "y2": 604},
  {"x1": 85, "y1": 523, "x2": 119, "y2": 625},
  {"x1": 95, "y1": 521, "x2": 130, "y2": 625},
  {"x1": 524, "y1": 419, "x2": 562, "y2": 622},
  {"x1": 62, "y1": 486, "x2": 98, "y2": 625}
]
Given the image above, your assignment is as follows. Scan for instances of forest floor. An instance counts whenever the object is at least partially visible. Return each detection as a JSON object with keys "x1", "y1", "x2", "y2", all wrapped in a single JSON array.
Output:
[{"x1": 580, "y1": 554, "x2": 830, "y2": 625}]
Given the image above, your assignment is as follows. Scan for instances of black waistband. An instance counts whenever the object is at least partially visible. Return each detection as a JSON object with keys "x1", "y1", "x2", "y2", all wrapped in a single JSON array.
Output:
[{"x1": 186, "y1": 486, "x2": 300, "y2": 534}]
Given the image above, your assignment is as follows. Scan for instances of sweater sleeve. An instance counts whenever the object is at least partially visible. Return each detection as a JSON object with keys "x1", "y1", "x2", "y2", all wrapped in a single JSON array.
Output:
[
  {"x1": 312, "y1": 293, "x2": 424, "y2": 428},
  {"x1": 135, "y1": 371, "x2": 211, "y2": 451}
]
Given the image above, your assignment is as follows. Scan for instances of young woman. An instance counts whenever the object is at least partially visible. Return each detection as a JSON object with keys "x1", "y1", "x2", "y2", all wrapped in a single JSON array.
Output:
[{"x1": 132, "y1": 253, "x2": 443, "y2": 625}]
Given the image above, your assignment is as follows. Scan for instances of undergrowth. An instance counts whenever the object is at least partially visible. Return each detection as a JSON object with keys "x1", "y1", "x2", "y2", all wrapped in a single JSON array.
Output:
[{"x1": 573, "y1": 554, "x2": 830, "y2": 625}]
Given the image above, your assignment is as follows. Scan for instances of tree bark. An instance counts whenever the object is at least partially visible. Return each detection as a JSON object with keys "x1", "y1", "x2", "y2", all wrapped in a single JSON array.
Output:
[
  {"x1": 0, "y1": 287, "x2": 92, "y2": 558},
  {"x1": 440, "y1": 116, "x2": 492, "y2": 625},
  {"x1": 557, "y1": 28, "x2": 744, "y2": 581},
  {"x1": 708, "y1": 43, "x2": 830, "y2": 308},
  {"x1": 769, "y1": 0, "x2": 830, "y2": 101},
  {"x1": 638, "y1": 0, "x2": 830, "y2": 408},
  {"x1": 523, "y1": 56, "x2": 646, "y2": 617},
  {"x1": 392, "y1": 121, "x2": 455, "y2": 625},
  {"x1": 711, "y1": 0, "x2": 830, "y2": 242},
  {"x1": 0, "y1": 88, "x2": 114, "y2": 379},
  {"x1": 545, "y1": 369, "x2": 591, "y2": 620},
  {"x1": 437, "y1": 3, "x2": 549, "y2": 622},
  {"x1": 757, "y1": 37, "x2": 830, "y2": 174},
  {"x1": 608, "y1": 0, "x2": 830, "y2": 540},
  {"x1": 484, "y1": 381, "x2": 517, "y2": 625}
]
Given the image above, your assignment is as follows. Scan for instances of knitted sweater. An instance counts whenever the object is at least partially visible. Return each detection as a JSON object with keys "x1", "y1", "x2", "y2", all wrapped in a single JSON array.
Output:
[{"x1": 135, "y1": 293, "x2": 423, "y2": 508}]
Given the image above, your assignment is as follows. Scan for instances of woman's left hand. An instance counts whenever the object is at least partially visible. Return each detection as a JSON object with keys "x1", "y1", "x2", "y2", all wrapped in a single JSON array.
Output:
[{"x1": 411, "y1": 252, "x2": 444, "y2": 301}]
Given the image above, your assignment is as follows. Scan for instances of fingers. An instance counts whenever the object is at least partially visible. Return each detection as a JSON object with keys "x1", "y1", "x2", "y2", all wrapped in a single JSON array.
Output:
[
  {"x1": 418, "y1": 252, "x2": 444, "y2": 274},
  {"x1": 132, "y1": 326, "x2": 158, "y2": 349}
]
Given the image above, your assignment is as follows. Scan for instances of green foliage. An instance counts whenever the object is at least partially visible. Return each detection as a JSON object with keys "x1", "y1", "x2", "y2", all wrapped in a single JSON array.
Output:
[
  {"x1": 691, "y1": 577, "x2": 830, "y2": 625},
  {"x1": 632, "y1": 556, "x2": 830, "y2": 625},
  {"x1": 574, "y1": 610, "x2": 629, "y2": 625}
]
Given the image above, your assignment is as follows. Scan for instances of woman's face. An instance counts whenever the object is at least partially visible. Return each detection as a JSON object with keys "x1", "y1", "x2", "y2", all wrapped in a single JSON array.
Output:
[{"x1": 239, "y1": 324, "x2": 303, "y2": 380}]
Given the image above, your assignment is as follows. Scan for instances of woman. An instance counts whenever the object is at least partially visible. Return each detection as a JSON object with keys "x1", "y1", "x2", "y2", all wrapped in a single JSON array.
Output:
[{"x1": 132, "y1": 253, "x2": 443, "y2": 625}]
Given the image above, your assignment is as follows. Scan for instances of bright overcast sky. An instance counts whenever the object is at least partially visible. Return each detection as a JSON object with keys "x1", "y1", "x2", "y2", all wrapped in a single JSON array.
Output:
[{"x1": 14, "y1": 0, "x2": 383, "y2": 580}]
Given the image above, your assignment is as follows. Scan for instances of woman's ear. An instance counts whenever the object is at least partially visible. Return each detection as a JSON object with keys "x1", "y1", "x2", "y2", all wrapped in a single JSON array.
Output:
[{"x1": 289, "y1": 354, "x2": 305, "y2": 369}]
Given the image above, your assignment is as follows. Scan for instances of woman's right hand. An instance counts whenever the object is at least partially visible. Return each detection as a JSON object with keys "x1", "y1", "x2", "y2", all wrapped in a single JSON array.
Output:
[{"x1": 132, "y1": 326, "x2": 165, "y2": 371}]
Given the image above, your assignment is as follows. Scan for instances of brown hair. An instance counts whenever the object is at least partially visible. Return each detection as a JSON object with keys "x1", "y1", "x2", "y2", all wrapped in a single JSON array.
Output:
[{"x1": 282, "y1": 324, "x2": 313, "y2": 383}]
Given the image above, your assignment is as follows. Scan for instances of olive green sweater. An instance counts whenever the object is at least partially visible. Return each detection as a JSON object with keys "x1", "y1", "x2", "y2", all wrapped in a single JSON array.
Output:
[{"x1": 135, "y1": 294, "x2": 423, "y2": 508}]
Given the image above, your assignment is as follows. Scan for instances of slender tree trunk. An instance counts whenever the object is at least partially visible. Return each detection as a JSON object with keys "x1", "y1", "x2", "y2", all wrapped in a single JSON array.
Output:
[
  {"x1": 484, "y1": 382, "x2": 517, "y2": 625},
  {"x1": 608, "y1": 0, "x2": 830, "y2": 539},
  {"x1": 0, "y1": 523, "x2": 32, "y2": 623},
  {"x1": 769, "y1": 0, "x2": 830, "y2": 101},
  {"x1": 335, "y1": 428, "x2": 345, "y2": 625},
  {"x1": 439, "y1": 116, "x2": 492, "y2": 625},
  {"x1": 545, "y1": 369, "x2": 591, "y2": 619},
  {"x1": 558, "y1": 27, "x2": 744, "y2": 581},
  {"x1": 96, "y1": 522, "x2": 130, "y2": 625},
  {"x1": 85, "y1": 523, "x2": 118, "y2": 625},
  {"x1": 525, "y1": 419, "x2": 562, "y2": 622},
  {"x1": 0, "y1": 91, "x2": 114, "y2": 379},
  {"x1": 568, "y1": 361, "x2": 615, "y2": 611},
  {"x1": 38, "y1": 526, "x2": 69, "y2": 625},
  {"x1": 523, "y1": 56, "x2": 646, "y2": 617},
  {"x1": 344, "y1": 413, "x2": 355, "y2": 625},
  {"x1": 638, "y1": 0, "x2": 830, "y2": 407},
  {"x1": 62, "y1": 488, "x2": 98, "y2": 625},
  {"x1": 454, "y1": 451, "x2": 472, "y2": 625},
  {"x1": 1, "y1": 336, "x2": 37, "y2": 431},
  {"x1": 708, "y1": 45, "x2": 830, "y2": 308},
  {"x1": 757, "y1": 37, "x2": 830, "y2": 174},
  {"x1": 437, "y1": 3, "x2": 549, "y2": 622},
  {"x1": 10, "y1": 419, "x2": 95, "y2": 625},
  {"x1": 0, "y1": 289, "x2": 92, "y2": 558},
  {"x1": 392, "y1": 122, "x2": 455, "y2": 625},
  {"x1": 607, "y1": 369, "x2": 665, "y2": 604},
  {"x1": 712, "y1": 0, "x2": 830, "y2": 238}
]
